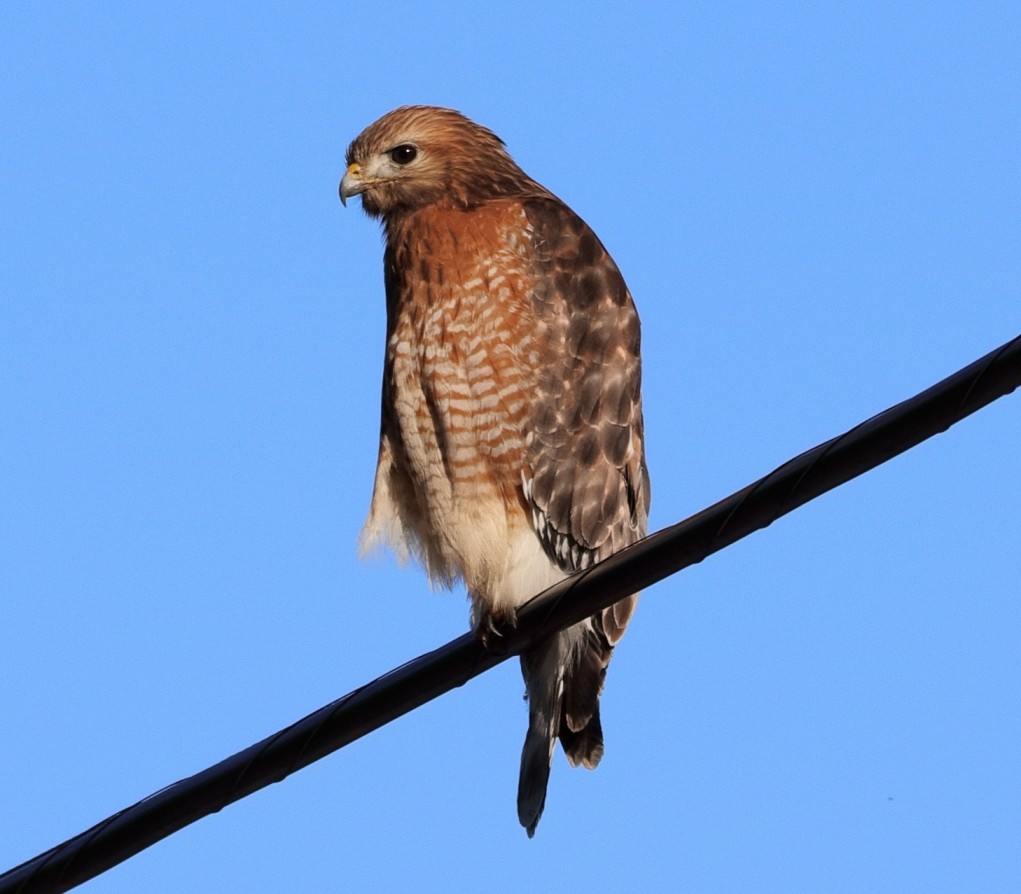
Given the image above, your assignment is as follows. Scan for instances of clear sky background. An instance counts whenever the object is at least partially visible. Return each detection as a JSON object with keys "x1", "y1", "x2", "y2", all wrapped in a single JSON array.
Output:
[{"x1": 2, "y1": 3, "x2": 1019, "y2": 892}]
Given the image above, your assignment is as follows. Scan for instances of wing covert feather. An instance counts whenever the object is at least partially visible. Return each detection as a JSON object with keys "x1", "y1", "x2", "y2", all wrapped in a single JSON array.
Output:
[{"x1": 521, "y1": 198, "x2": 650, "y2": 584}]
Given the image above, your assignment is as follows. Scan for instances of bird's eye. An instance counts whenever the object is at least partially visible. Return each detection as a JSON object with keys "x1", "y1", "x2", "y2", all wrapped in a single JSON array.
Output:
[{"x1": 390, "y1": 144, "x2": 418, "y2": 165}]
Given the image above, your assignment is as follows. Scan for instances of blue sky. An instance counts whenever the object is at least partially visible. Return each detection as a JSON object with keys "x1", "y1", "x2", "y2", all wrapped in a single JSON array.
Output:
[{"x1": 2, "y1": 3, "x2": 1019, "y2": 892}]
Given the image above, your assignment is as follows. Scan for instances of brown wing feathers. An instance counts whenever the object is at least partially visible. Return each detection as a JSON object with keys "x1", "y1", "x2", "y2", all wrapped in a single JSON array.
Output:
[{"x1": 523, "y1": 197, "x2": 648, "y2": 573}]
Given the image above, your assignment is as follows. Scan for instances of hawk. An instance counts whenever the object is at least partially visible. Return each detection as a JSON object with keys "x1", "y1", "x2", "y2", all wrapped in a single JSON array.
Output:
[{"x1": 340, "y1": 106, "x2": 649, "y2": 836}]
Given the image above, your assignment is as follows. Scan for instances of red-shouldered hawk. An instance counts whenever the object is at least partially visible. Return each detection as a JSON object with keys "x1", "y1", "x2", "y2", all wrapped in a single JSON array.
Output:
[{"x1": 341, "y1": 106, "x2": 649, "y2": 836}]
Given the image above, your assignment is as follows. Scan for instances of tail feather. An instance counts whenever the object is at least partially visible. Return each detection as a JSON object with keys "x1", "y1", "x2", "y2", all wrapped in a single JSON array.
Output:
[
  {"x1": 517, "y1": 633, "x2": 566, "y2": 837},
  {"x1": 561, "y1": 623, "x2": 610, "y2": 733},
  {"x1": 559, "y1": 705, "x2": 604, "y2": 769},
  {"x1": 517, "y1": 615, "x2": 622, "y2": 836},
  {"x1": 517, "y1": 716, "x2": 556, "y2": 837}
]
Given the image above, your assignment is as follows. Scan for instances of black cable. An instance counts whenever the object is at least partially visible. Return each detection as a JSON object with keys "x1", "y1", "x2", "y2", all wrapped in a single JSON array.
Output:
[{"x1": 2, "y1": 333, "x2": 1018, "y2": 894}]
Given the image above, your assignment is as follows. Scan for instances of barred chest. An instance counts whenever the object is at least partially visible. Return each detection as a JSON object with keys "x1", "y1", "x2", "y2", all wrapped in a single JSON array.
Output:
[
  {"x1": 383, "y1": 266, "x2": 538, "y2": 518},
  {"x1": 373, "y1": 222, "x2": 549, "y2": 598}
]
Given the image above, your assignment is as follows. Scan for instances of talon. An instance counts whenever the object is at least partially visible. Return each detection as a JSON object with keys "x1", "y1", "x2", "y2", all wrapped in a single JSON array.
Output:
[{"x1": 474, "y1": 608, "x2": 517, "y2": 654}]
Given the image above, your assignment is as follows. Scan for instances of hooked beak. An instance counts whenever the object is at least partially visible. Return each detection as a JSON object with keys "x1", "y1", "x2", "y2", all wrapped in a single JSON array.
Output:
[{"x1": 339, "y1": 162, "x2": 364, "y2": 207}]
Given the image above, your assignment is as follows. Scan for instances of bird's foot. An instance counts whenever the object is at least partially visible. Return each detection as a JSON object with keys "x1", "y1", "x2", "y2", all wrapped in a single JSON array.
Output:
[{"x1": 473, "y1": 607, "x2": 518, "y2": 655}]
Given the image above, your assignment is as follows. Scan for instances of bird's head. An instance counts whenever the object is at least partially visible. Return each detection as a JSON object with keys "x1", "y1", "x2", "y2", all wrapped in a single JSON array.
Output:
[{"x1": 340, "y1": 105, "x2": 539, "y2": 218}]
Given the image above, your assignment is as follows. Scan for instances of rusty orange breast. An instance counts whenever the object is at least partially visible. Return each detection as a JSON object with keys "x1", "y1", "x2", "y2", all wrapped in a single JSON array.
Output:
[{"x1": 385, "y1": 200, "x2": 542, "y2": 518}]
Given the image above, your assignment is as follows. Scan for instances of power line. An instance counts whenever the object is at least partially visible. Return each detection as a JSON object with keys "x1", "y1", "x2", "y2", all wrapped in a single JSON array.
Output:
[{"x1": 2, "y1": 333, "x2": 1019, "y2": 894}]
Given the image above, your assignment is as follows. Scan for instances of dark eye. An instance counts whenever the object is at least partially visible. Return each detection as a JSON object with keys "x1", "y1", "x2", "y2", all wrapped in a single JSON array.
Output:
[{"x1": 389, "y1": 144, "x2": 417, "y2": 165}]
